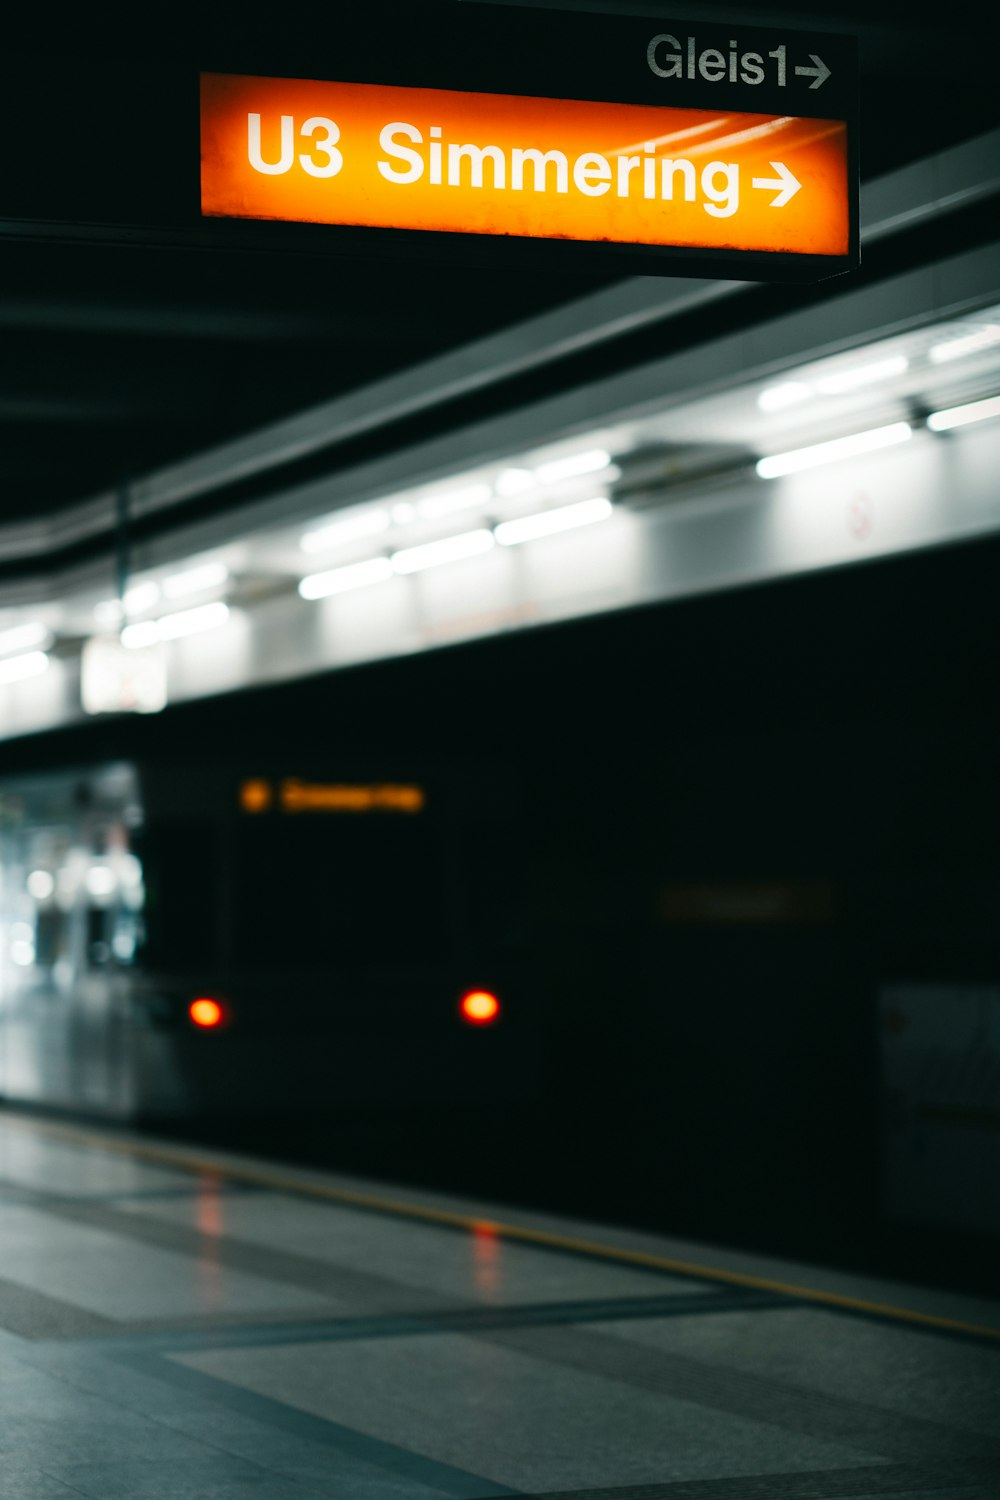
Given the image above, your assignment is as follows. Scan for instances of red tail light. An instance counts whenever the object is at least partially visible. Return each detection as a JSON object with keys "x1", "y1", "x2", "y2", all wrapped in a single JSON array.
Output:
[
  {"x1": 189, "y1": 997, "x2": 225, "y2": 1029},
  {"x1": 459, "y1": 989, "x2": 501, "y2": 1026}
]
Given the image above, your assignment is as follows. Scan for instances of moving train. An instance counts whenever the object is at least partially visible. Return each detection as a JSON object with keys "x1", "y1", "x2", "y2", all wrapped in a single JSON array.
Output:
[{"x1": 0, "y1": 757, "x2": 540, "y2": 1124}]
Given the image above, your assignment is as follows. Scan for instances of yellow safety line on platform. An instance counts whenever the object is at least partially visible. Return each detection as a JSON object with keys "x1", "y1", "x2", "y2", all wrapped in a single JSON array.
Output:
[{"x1": 5, "y1": 1111, "x2": 1000, "y2": 1343}]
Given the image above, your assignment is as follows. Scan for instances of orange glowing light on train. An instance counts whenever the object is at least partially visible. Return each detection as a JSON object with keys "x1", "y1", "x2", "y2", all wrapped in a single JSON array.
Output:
[
  {"x1": 459, "y1": 990, "x2": 501, "y2": 1026},
  {"x1": 189, "y1": 998, "x2": 225, "y2": 1028}
]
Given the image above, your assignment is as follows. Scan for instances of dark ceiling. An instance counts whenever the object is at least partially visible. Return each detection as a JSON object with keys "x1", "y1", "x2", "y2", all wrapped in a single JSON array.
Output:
[{"x1": 1, "y1": 0, "x2": 998, "y2": 531}]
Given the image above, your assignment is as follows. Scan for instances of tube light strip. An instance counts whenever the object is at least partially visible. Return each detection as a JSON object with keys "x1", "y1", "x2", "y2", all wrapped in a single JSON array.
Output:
[
  {"x1": 928, "y1": 325, "x2": 1000, "y2": 364},
  {"x1": 162, "y1": 561, "x2": 228, "y2": 600},
  {"x1": 0, "y1": 621, "x2": 50, "y2": 658},
  {"x1": 299, "y1": 556, "x2": 393, "y2": 600},
  {"x1": 391, "y1": 529, "x2": 494, "y2": 575},
  {"x1": 0, "y1": 650, "x2": 49, "y2": 685},
  {"x1": 301, "y1": 508, "x2": 390, "y2": 554},
  {"x1": 756, "y1": 422, "x2": 912, "y2": 479},
  {"x1": 926, "y1": 393, "x2": 1000, "y2": 431},
  {"x1": 816, "y1": 355, "x2": 909, "y2": 395},
  {"x1": 535, "y1": 449, "x2": 613, "y2": 483},
  {"x1": 122, "y1": 602, "x2": 229, "y2": 650},
  {"x1": 495, "y1": 497, "x2": 613, "y2": 546},
  {"x1": 416, "y1": 483, "x2": 492, "y2": 521}
]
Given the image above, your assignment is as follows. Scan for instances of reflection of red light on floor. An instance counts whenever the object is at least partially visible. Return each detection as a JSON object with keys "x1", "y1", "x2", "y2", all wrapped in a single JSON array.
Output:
[
  {"x1": 189, "y1": 997, "x2": 224, "y2": 1028},
  {"x1": 196, "y1": 1178, "x2": 224, "y2": 1237},
  {"x1": 472, "y1": 1222, "x2": 502, "y2": 1295},
  {"x1": 459, "y1": 990, "x2": 501, "y2": 1025}
]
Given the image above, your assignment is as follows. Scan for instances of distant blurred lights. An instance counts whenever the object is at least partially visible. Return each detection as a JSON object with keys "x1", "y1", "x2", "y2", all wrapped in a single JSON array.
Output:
[
  {"x1": 534, "y1": 448, "x2": 615, "y2": 483},
  {"x1": 86, "y1": 865, "x2": 116, "y2": 899},
  {"x1": 815, "y1": 355, "x2": 909, "y2": 394},
  {"x1": 10, "y1": 923, "x2": 35, "y2": 967},
  {"x1": 299, "y1": 556, "x2": 393, "y2": 600},
  {"x1": 0, "y1": 621, "x2": 50, "y2": 658},
  {"x1": 124, "y1": 580, "x2": 161, "y2": 615},
  {"x1": 121, "y1": 601, "x2": 229, "y2": 649},
  {"x1": 415, "y1": 482, "x2": 492, "y2": 520},
  {"x1": 391, "y1": 529, "x2": 494, "y2": 574},
  {"x1": 300, "y1": 507, "x2": 390, "y2": 554},
  {"x1": 494, "y1": 467, "x2": 534, "y2": 496},
  {"x1": 27, "y1": 870, "x2": 55, "y2": 901},
  {"x1": 928, "y1": 324, "x2": 1000, "y2": 364},
  {"x1": 0, "y1": 650, "x2": 49, "y2": 686},
  {"x1": 926, "y1": 393, "x2": 1000, "y2": 431},
  {"x1": 494, "y1": 496, "x2": 612, "y2": 545},
  {"x1": 756, "y1": 422, "x2": 912, "y2": 479},
  {"x1": 162, "y1": 560, "x2": 229, "y2": 600},
  {"x1": 757, "y1": 380, "x2": 811, "y2": 412}
]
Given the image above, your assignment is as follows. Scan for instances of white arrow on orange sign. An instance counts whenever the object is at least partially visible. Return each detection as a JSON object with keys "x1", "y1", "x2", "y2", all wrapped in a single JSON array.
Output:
[{"x1": 752, "y1": 161, "x2": 801, "y2": 208}]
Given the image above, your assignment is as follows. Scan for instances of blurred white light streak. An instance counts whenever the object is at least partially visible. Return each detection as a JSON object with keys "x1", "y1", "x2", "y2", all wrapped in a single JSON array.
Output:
[
  {"x1": 928, "y1": 325, "x2": 1000, "y2": 364},
  {"x1": 0, "y1": 621, "x2": 49, "y2": 657},
  {"x1": 0, "y1": 650, "x2": 49, "y2": 685},
  {"x1": 534, "y1": 448, "x2": 613, "y2": 483},
  {"x1": 816, "y1": 355, "x2": 909, "y2": 394},
  {"x1": 494, "y1": 467, "x2": 534, "y2": 496},
  {"x1": 391, "y1": 529, "x2": 494, "y2": 574},
  {"x1": 124, "y1": 580, "x2": 161, "y2": 615},
  {"x1": 416, "y1": 483, "x2": 492, "y2": 520},
  {"x1": 300, "y1": 508, "x2": 390, "y2": 554},
  {"x1": 121, "y1": 602, "x2": 229, "y2": 649},
  {"x1": 756, "y1": 422, "x2": 912, "y2": 478},
  {"x1": 86, "y1": 865, "x2": 116, "y2": 898},
  {"x1": 494, "y1": 497, "x2": 613, "y2": 546},
  {"x1": 299, "y1": 556, "x2": 394, "y2": 600},
  {"x1": 927, "y1": 393, "x2": 1000, "y2": 431},
  {"x1": 162, "y1": 560, "x2": 229, "y2": 600},
  {"x1": 757, "y1": 381, "x2": 811, "y2": 412}
]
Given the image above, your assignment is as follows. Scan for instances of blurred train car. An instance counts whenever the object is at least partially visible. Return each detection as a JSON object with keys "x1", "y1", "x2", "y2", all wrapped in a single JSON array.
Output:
[{"x1": 0, "y1": 759, "x2": 539, "y2": 1124}]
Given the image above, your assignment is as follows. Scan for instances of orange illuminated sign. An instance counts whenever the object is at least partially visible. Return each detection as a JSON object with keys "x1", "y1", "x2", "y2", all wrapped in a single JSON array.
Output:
[{"x1": 201, "y1": 72, "x2": 849, "y2": 259}]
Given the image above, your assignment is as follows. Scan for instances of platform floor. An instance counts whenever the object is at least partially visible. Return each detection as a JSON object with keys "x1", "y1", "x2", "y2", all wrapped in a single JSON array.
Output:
[{"x1": 1, "y1": 1111, "x2": 998, "y2": 1500}]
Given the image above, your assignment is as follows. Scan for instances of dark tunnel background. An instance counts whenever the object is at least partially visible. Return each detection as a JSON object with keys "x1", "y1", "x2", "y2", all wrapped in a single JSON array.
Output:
[{"x1": 2, "y1": 530, "x2": 998, "y2": 1297}]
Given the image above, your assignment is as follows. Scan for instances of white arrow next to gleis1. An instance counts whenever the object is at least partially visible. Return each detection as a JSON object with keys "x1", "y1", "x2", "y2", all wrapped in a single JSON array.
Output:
[
  {"x1": 795, "y1": 53, "x2": 831, "y2": 88},
  {"x1": 751, "y1": 161, "x2": 801, "y2": 208}
]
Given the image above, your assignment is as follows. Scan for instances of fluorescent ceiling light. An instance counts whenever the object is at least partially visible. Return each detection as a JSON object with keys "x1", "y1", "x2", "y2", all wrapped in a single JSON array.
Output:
[
  {"x1": 391, "y1": 502, "x2": 416, "y2": 524},
  {"x1": 926, "y1": 393, "x2": 1000, "y2": 431},
  {"x1": 299, "y1": 556, "x2": 393, "y2": 600},
  {"x1": 928, "y1": 324, "x2": 1000, "y2": 364},
  {"x1": 391, "y1": 529, "x2": 494, "y2": 575},
  {"x1": 162, "y1": 561, "x2": 229, "y2": 600},
  {"x1": 495, "y1": 467, "x2": 534, "y2": 496},
  {"x1": 756, "y1": 421, "x2": 912, "y2": 478},
  {"x1": 300, "y1": 508, "x2": 390, "y2": 554},
  {"x1": 757, "y1": 381, "x2": 811, "y2": 412},
  {"x1": 416, "y1": 483, "x2": 492, "y2": 520},
  {"x1": 93, "y1": 600, "x2": 123, "y2": 629},
  {"x1": 535, "y1": 448, "x2": 613, "y2": 483},
  {"x1": 0, "y1": 621, "x2": 50, "y2": 658},
  {"x1": 122, "y1": 602, "x2": 229, "y2": 649},
  {"x1": 0, "y1": 650, "x2": 49, "y2": 685},
  {"x1": 494, "y1": 496, "x2": 613, "y2": 546},
  {"x1": 124, "y1": 580, "x2": 160, "y2": 615},
  {"x1": 816, "y1": 355, "x2": 909, "y2": 394}
]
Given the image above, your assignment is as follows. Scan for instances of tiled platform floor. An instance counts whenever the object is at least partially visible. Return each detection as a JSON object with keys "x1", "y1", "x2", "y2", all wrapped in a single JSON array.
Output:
[{"x1": 1, "y1": 1111, "x2": 998, "y2": 1499}]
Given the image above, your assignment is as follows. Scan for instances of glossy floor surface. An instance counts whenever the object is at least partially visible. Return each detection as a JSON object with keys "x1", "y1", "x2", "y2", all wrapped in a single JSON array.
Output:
[{"x1": 1, "y1": 1111, "x2": 998, "y2": 1500}]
